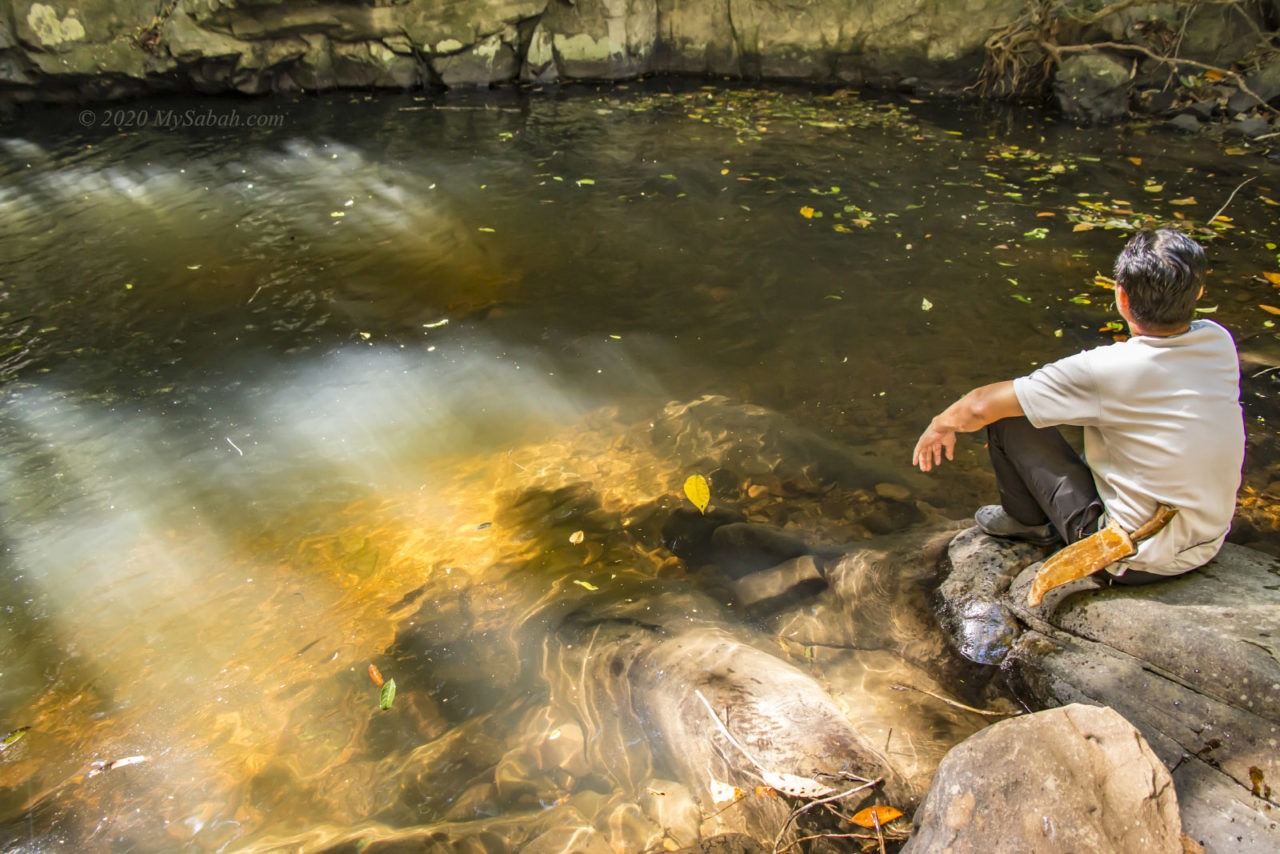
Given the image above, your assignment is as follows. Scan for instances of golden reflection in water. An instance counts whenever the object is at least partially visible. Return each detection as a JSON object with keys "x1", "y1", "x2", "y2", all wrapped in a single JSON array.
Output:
[{"x1": 2, "y1": 398, "x2": 999, "y2": 853}]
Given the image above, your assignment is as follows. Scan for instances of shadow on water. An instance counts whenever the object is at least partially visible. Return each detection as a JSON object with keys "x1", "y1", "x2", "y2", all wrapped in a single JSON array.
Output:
[{"x1": 2, "y1": 83, "x2": 1280, "y2": 851}]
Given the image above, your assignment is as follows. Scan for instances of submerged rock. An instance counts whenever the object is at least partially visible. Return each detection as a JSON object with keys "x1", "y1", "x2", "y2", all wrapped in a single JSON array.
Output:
[{"x1": 901, "y1": 704, "x2": 1185, "y2": 854}]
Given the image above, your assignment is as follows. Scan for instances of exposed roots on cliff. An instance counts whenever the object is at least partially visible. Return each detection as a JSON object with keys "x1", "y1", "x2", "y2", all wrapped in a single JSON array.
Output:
[{"x1": 973, "y1": 0, "x2": 1275, "y2": 103}]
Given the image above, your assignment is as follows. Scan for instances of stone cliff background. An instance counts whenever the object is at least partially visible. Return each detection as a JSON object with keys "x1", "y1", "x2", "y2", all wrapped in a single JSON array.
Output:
[{"x1": 1, "y1": 0, "x2": 1274, "y2": 111}]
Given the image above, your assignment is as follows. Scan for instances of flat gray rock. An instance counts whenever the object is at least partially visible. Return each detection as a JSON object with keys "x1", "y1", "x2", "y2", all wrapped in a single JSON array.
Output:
[{"x1": 935, "y1": 534, "x2": 1280, "y2": 853}]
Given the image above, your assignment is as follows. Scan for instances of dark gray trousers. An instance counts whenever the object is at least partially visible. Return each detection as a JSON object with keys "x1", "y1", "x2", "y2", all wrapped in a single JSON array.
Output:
[{"x1": 986, "y1": 416, "x2": 1165, "y2": 586}]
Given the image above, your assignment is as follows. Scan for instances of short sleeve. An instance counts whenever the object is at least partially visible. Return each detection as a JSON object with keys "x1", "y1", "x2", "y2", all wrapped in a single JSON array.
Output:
[{"x1": 1013, "y1": 349, "x2": 1102, "y2": 428}]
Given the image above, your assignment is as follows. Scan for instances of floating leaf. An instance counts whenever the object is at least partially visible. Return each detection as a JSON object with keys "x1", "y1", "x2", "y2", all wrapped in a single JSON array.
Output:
[
  {"x1": 573, "y1": 579, "x2": 599, "y2": 591},
  {"x1": 1127, "y1": 157, "x2": 1143, "y2": 165},
  {"x1": 1011, "y1": 294, "x2": 1032, "y2": 303},
  {"x1": 759, "y1": 771, "x2": 835, "y2": 798},
  {"x1": 368, "y1": 664, "x2": 384, "y2": 687},
  {"x1": 1263, "y1": 272, "x2": 1280, "y2": 286},
  {"x1": 799, "y1": 206, "x2": 816, "y2": 219},
  {"x1": 1168, "y1": 197, "x2": 1197, "y2": 205},
  {"x1": 1072, "y1": 223, "x2": 1095, "y2": 232},
  {"x1": 1195, "y1": 305, "x2": 1218, "y2": 313},
  {"x1": 379, "y1": 678, "x2": 397, "y2": 710},
  {"x1": 478, "y1": 227, "x2": 496, "y2": 233},
  {"x1": 1260, "y1": 305, "x2": 1280, "y2": 315},
  {"x1": 683, "y1": 474, "x2": 711, "y2": 514},
  {"x1": 569, "y1": 530, "x2": 585, "y2": 545},
  {"x1": 1224, "y1": 147, "x2": 1250, "y2": 156},
  {"x1": 1024, "y1": 227, "x2": 1048, "y2": 239},
  {"x1": 1, "y1": 728, "x2": 28, "y2": 750},
  {"x1": 850, "y1": 805, "x2": 904, "y2": 828},
  {"x1": 576, "y1": 178, "x2": 595, "y2": 186},
  {"x1": 921, "y1": 297, "x2": 933, "y2": 311},
  {"x1": 709, "y1": 779, "x2": 744, "y2": 804},
  {"x1": 1144, "y1": 183, "x2": 1163, "y2": 193}
]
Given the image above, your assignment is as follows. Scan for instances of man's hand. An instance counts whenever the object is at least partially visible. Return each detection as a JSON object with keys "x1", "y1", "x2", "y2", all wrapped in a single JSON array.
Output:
[
  {"x1": 911, "y1": 381, "x2": 1024, "y2": 473},
  {"x1": 913, "y1": 422, "x2": 955, "y2": 472}
]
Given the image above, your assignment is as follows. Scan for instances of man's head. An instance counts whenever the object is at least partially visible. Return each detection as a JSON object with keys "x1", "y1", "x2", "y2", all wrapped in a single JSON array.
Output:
[{"x1": 1113, "y1": 228, "x2": 1207, "y2": 332}]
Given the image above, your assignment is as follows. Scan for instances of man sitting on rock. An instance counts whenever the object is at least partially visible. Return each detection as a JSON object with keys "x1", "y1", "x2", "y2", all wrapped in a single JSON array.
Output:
[{"x1": 911, "y1": 228, "x2": 1244, "y2": 584}]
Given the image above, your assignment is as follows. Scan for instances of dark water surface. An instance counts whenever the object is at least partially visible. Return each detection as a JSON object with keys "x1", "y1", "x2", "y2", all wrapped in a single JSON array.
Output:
[{"x1": 2, "y1": 84, "x2": 1279, "y2": 852}]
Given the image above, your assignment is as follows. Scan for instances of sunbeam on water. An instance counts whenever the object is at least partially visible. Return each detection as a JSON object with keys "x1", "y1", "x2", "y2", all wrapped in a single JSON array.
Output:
[{"x1": 2, "y1": 84, "x2": 1280, "y2": 852}]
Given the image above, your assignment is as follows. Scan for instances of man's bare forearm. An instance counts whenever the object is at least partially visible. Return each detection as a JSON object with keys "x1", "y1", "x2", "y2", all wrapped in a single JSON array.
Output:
[
  {"x1": 931, "y1": 381, "x2": 1023, "y2": 434},
  {"x1": 912, "y1": 381, "x2": 1023, "y2": 472}
]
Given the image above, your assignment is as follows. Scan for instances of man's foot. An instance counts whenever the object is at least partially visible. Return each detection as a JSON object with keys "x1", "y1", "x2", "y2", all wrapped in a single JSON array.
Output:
[{"x1": 974, "y1": 505, "x2": 1060, "y2": 546}]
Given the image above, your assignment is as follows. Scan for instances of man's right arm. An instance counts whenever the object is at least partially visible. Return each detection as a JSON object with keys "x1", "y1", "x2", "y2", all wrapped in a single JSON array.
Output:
[{"x1": 912, "y1": 381, "x2": 1024, "y2": 472}]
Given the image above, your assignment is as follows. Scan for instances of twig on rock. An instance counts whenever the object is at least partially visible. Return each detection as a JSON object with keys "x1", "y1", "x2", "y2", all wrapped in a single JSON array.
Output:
[
  {"x1": 775, "y1": 832, "x2": 880, "y2": 854},
  {"x1": 770, "y1": 779, "x2": 883, "y2": 854},
  {"x1": 890, "y1": 684, "x2": 1018, "y2": 717}
]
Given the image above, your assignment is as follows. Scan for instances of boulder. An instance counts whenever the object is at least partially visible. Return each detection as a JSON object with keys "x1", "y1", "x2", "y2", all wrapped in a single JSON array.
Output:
[
  {"x1": 1054, "y1": 52, "x2": 1131, "y2": 124},
  {"x1": 1228, "y1": 58, "x2": 1280, "y2": 115},
  {"x1": 936, "y1": 533, "x2": 1280, "y2": 853},
  {"x1": 1166, "y1": 114, "x2": 1203, "y2": 134},
  {"x1": 901, "y1": 704, "x2": 1185, "y2": 853}
]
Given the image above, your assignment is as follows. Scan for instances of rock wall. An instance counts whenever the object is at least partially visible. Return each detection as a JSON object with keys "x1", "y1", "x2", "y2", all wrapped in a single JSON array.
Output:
[{"x1": 0, "y1": 0, "x2": 1026, "y2": 101}]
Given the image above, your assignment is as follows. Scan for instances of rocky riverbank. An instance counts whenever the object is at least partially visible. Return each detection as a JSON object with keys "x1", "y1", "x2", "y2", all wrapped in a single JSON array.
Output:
[{"x1": 4, "y1": 0, "x2": 1280, "y2": 137}]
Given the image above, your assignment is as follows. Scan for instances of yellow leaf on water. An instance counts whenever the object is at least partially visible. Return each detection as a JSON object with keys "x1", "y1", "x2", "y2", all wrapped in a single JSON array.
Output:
[
  {"x1": 683, "y1": 474, "x2": 711, "y2": 515},
  {"x1": 569, "y1": 530, "x2": 585, "y2": 544},
  {"x1": 1144, "y1": 183, "x2": 1163, "y2": 193},
  {"x1": 1169, "y1": 197, "x2": 1197, "y2": 205},
  {"x1": 1225, "y1": 147, "x2": 1250, "y2": 155},
  {"x1": 1072, "y1": 223, "x2": 1094, "y2": 232},
  {"x1": 1263, "y1": 272, "x2": 1280, "y2": 286},
  {"x1": 799, "y1": 206, "x2": 815, "y2": 219},
  {"x1": 1127, "y1": 157, "x2": 1142, "y2": 165},
  {"x1": 573, "y1": 579, "x2": 599, "y2": 591},
  {"x1": 850, "y1": 805, "x2": 904, "y2": 828},
  {"x1": 1260, "y1": 305, "x2": 1280, "y2": 315}
]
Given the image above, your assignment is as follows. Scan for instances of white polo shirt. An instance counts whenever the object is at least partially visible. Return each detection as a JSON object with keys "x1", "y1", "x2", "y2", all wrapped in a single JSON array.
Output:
[{"x1": 1013, "y1": 319, "x2": 1244, "y2": 576}]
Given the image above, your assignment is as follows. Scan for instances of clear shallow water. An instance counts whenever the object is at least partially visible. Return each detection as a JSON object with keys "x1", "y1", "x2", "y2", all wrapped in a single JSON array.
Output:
[{"x1": 2, "y1": 83, "x2": 1280, "y2": 852}]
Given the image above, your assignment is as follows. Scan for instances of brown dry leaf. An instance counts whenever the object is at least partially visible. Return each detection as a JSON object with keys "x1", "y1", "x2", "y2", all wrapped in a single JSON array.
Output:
[
  {"x1": 754, "y1": 786, "x2": 778, "y2": 798},
  {"x1": 1263, "y1": 272, "x2": 1280, "y2": 286},
  {"x1": 1127, "y1": 156, "x2": 1143, "y2": 165},
  {"x1": 850, "y1": 805, "x2": 904, "y2": 828},
  {"x1": 1073, "y1": 223, "x2": 1094, "y2": 232},
  {"x1": 1168, "y1": 197, "x2": 1197, "y2": 205},
  {"x1": 1260, "y1": 305, "x2": 1280, "y2": 315},
  {"x1": 1036, "y1": 211, "x2": 1056, "y2": 217},
  {"x1": 1204, "y1": 69, "x2": 1226, "y2": 82}
]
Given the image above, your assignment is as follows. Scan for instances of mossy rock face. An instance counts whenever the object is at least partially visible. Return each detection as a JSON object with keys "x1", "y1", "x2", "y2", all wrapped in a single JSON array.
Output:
[{"x1": 0, "y1": 0, "x2": 1057, "y2": 101}]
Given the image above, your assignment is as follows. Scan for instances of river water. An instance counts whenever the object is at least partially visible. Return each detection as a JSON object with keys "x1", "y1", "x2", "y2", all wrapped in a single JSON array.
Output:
[{"x1": 1, "y1": 84, "x2": 1278, "y2": 852}]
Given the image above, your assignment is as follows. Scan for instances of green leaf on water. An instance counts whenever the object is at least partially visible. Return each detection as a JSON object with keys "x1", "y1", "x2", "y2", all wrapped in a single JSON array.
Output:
[
  {"x1": 379, "y1": 679, "x2": 397, "y2": 710},
  {"x1": 1024, "y1": 227, "x2": 1049, "y2": 239},
  {"x1": 1011, "y1": 294, "x2": 1032, "y2": 303},
  {"x1": 1, "y1": 727, "x2": 28, "y2": 750}
]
